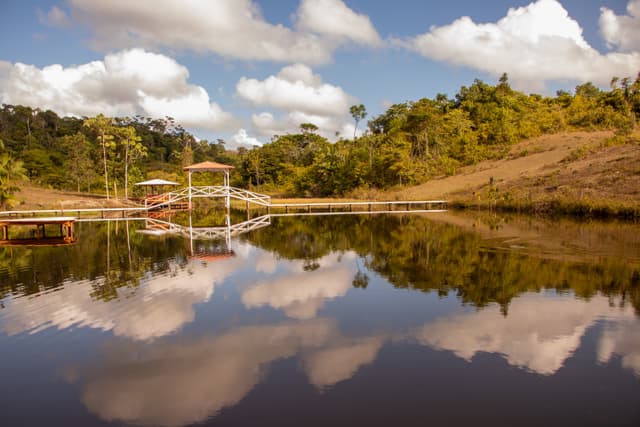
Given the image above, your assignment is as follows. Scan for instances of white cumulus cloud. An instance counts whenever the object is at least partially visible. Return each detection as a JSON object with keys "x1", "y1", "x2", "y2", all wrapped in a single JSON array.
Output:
[
  {"x1": 415, "y1": 293, "x2": 635, "y2": 375},
  {"x1": 38, "y1": 5, "x2": 71, "y2": 28},
  {"x1": 62, "y1": 0, "x2": 381, "y2": 64},
  {"x1": 76, "y1": 317, "x2": 385, "y2": 426},
  {"x1": 600, "y1": 0, "x2": 640, "y2": 52},
  {"x1": 242, "y1": 252, "x2": 357, "y2": 319},
  {"x1": 401, "y1": 0, "x2": 640, "y2": 90},
  {"x1": 303, "y1": 336, "x2": 384, "y2": 389},
  {"x1": 296, "y1": 0, "x2": 382, "y2": 46},
  {"x1": 598, "y1": 318, "x2": 640, "y2": 376},
  {"x1": 237, "y1": 64, "x2": 359, "y2": 140},
  {"x1": 230, "y1": 128, "x2": 264, "y2": 147},
  {"x1": 0, "y1": 49, "x2": 236, "y2": 131},
  {"x1": 237, "y1": 63, "x2": 354, "y2": 116},
  {"x1": 1, "y1": 254, "x2": 245, "y2": 341}
]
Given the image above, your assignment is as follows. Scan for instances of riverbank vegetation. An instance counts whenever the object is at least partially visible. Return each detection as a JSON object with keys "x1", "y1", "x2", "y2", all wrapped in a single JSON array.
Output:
[{"x1": 0, "y1": 72, "x2": 638, "y2": 215}]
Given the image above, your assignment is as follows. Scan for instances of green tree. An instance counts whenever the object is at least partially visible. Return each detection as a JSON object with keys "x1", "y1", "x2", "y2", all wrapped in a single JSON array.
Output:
[
  {"x1": 350, "y1": 104, "x2": 367, "y2": 140},
  {"x1": 299, "y1": 123, "x2": 319, "y2": 134},
  {"x1": 116, "y1": 126, "x2": 147, "y2": 200},
  {"x1": 61, "y1": 132, "x2": 95, "y2": 192},
  {"x1": 83, "y1": 114, "x2": 115, "y2": 199}
]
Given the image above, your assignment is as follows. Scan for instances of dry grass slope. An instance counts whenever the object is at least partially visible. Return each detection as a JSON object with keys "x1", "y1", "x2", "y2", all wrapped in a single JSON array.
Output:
[{"x1": 388, "y1": 130, "x2": 640, "y2": 217}]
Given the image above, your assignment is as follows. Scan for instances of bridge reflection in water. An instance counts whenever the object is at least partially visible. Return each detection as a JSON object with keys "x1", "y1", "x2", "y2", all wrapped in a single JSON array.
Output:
[{"x1": 138, "y1": 213, "x2": 271, "y2": 257}]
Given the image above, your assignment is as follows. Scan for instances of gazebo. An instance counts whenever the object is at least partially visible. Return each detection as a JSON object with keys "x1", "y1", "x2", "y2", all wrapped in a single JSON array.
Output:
[
  {"x1": 134, "y1": 178, "x2": 180, "y2": 198},
  {"x1": 183, "y1": 161, "x2": 235, "y2": 209}
]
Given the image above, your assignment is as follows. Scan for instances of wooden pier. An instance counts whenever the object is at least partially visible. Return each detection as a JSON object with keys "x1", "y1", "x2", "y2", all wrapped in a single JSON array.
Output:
[
  {"x1": 0, "y1": 184, "x2": 447, "y2": 224},
  {"x1": 0, "y1": 216, "x2": 77, "y2": 246},
  {"x1": 268, "y1": 200, "x2": 447, "y2": 214}
]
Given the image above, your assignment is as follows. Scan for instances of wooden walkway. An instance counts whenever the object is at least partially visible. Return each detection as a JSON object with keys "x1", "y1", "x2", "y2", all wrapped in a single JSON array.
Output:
[
  {"x1": 268, "y1": 200, "x2": 447, "y2": 214},
  {"x1": 0, "y1": 186, "x2": 447, "y2": 219}
]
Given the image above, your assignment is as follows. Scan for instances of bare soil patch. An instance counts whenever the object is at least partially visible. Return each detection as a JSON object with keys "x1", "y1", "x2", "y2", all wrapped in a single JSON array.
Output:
[{"x1": 12, "y1": 184, "x2": 135, "y2": 210}]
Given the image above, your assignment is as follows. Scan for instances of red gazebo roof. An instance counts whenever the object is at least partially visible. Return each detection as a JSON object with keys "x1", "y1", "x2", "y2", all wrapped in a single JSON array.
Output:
[{"x1": 183, "y1": 161, "x2": 234, "y2": 171}]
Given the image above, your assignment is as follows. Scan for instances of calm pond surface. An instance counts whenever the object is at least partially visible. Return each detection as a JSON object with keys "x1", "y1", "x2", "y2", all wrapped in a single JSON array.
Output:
[{"x1": 1, "y1": 210, "x2": 639, "y2": 426}]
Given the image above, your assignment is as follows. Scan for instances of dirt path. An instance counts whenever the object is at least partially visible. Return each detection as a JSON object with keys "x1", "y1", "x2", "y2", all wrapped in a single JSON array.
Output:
[{"x1": 12, "y1": 184, "x2": 135, "y2": 210}]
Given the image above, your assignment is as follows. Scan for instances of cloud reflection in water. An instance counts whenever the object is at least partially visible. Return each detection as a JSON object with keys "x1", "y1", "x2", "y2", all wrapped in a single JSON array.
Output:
[
  {"x1": 415, "y1": 294, "x2": 637, "y2": 375},
  {"x1": 77, "y1": 319, "x2": 384, "y2": 426}
]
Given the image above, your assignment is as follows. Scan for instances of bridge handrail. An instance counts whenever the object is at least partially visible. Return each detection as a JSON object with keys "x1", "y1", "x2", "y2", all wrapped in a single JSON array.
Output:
[{"x1": 269, "y1": 200, "x2": 447, "y2": 207}]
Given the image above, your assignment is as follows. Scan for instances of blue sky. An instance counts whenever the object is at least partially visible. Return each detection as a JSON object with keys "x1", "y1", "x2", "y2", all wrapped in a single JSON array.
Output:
[{"x1": 0, "y1": 0, "x2": 638, "y2": 147}]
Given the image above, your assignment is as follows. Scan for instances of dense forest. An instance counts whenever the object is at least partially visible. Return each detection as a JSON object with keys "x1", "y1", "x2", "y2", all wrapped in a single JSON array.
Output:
[{"x1": 0, "y1": 73, "x2": 638, "y2": 207}]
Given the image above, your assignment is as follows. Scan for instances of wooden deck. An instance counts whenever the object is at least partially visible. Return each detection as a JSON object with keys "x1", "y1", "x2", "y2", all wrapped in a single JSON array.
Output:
[
  {"x1": 268, "y1": 200, "x2": 447, "y2": 214},
  {"x1": 0, "y1": 216, "x2": 77, "y2": 246},
  {"x1": 0, "y1": 186, "x2": 448, "y2": 220}
]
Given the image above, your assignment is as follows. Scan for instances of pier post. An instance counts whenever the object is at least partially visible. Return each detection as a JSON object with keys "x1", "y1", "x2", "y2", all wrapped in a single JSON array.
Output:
[
  {"x1": 225, "y1": 170, "x2": 230, "y2": 211},
  {"x1": 188, "y1": 171, "x2": 192, "y2": 210}
]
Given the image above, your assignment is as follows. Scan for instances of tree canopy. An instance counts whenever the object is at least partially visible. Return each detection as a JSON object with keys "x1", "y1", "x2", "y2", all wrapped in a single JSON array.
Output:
[{"x1": 0, "y1": 72, "x2": 638, "y2": 199}]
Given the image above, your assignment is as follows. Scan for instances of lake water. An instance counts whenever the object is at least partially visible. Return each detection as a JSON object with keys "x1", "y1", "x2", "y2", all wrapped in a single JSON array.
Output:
[{"x1": 1, "y1": 211, "x2": 639, "y2": 426}]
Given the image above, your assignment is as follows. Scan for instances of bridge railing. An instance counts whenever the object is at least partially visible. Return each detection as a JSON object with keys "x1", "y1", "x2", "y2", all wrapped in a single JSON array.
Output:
[
  {"x1": 139, "y1": 215, "x2": 271, "y2": 240},
  {"x1": 146, "y1": 186, "x2": 271, "y2": 209}
]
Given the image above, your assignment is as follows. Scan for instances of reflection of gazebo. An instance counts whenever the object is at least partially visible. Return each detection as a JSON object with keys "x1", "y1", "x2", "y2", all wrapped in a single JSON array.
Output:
[
  {"x1": 184, "y1": 161, "x2": 235, "y2": 209},
  {"x1": 135, "y1": 178, "x2": 180, "y2": 198}
]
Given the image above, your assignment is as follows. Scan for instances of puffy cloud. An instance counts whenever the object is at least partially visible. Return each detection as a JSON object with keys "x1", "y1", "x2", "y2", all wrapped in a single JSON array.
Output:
[
  {"x1": 76, "y1": 317, "x2": 384, "y2": 426},
  {"x1": 415, "y1": 294, "x2": 635, "y2": 375},
  {"x1": 64, "y1": 0, "x2": 379, "y2": 64},
  {"x1": 80, "y1": 319, "x2": 336, "y2": 427},
  {"x1": 38, "y1": 6, "x2": 71, "y2": 28},
  {"x1": 237, "y1": 64, "x2": 359, "y2": 140},
  {"x1": 0, "y1": 49, "x2": 236, "y2": 131},
  {"x1": 237, "y1": 63, "x2": 354, "y2": 116},
  {"x1": 250, "y1": 110, "x2": 357, "y2": 141},
  {"x1": 303, "y1": 336, "x2": 384, "y2": 388},
  {"x1": 401, "y1": 0, "x2": 640, "y2": 90},
  {"x1": 296, "y1": 0, "x2": 382, "y2": 46},
  {"x1": 600, "y1": 0, "x2": 640, "y2": 52},
  {"x1": 2, "y1": 255, "x2": 244, "y2": 341},
  {"x1": 598, "y1": 318, "x2": 640, "y2": 376},
  {"x1": 230, "y1": 128, "x2": 264, "y2": 147},
  {"x1": 242, "y1": 252, "x2": 357, "y2": 319}
]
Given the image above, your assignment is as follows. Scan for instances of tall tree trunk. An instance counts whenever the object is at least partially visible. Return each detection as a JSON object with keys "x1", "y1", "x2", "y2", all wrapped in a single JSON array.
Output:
[
  {"x1": 26, "y1": 115, "x2": 31, "y2": 146},
  {"x1": 101, "y1": 130, "x2": 110, "y2": 200},
  {"x1": 124, "y1": 140, "x2": 129, "y2": 200},
  {"x1": 424, "y1": 130, "x2": 429, "y2": 158}
]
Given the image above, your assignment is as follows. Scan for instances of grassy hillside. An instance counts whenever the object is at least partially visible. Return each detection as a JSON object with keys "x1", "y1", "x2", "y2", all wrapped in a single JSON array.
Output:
[{"x1": 388, "y1": 130, "x2": 640, "y2": 217}]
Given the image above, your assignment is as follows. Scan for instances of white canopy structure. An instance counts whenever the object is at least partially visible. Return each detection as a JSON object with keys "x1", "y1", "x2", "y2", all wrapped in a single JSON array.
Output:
[{"x1": 135, "y1": 179, "x2": 180, "y2": 186}]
